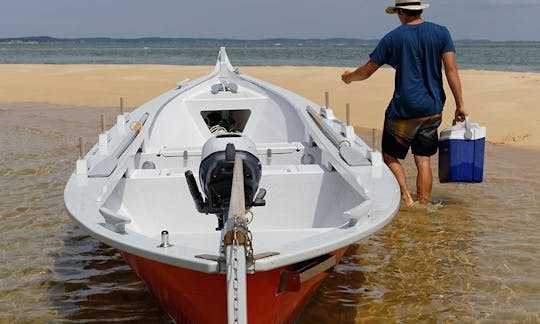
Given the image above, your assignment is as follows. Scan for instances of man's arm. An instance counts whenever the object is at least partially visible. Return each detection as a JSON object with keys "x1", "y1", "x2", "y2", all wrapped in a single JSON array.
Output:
[
  {"x1": 341, "y1": 60, "x2": 381, "y2": 84},
  {"x1": 443, "y1": 51, "x2": 467, "y2": 122}
]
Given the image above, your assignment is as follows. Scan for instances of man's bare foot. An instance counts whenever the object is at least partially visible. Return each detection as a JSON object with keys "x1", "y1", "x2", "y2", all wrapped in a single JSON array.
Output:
[
  {"x1": 401, "y1": 194, "x2": 416, "y2": 208},
  {"x1": 416, "y1": 195, "x2": 430, "y2": 205}
]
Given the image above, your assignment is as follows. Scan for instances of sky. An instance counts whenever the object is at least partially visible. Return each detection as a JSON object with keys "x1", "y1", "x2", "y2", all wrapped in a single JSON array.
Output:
[{"x1": 1, "y1": 0, "x2": 540, "y2": 41}]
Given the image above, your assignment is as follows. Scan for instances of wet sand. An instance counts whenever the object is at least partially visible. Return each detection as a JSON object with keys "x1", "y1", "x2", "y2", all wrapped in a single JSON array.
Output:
[
  {"x1": 1, "y1": 65, "x2": 539, "y2": 322},
  {"x1": 0, "y1": 65, "x2": 539, "y2": 150}
]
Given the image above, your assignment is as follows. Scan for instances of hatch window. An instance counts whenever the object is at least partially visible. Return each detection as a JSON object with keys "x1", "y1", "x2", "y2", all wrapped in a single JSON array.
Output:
[{"x1": 201, "y1": 109, "x2": 251, "y2": 134}]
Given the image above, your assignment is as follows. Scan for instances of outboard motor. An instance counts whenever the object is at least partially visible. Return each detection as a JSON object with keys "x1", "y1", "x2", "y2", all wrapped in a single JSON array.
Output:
[{"x1": 185, "y1": 134, "x2": 266, "y2": 230}]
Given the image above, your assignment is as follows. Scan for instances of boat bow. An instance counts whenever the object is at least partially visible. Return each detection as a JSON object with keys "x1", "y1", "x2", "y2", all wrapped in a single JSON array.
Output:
[{"x1": 64, "y1": 47, "x2": 400, "y2": 323}]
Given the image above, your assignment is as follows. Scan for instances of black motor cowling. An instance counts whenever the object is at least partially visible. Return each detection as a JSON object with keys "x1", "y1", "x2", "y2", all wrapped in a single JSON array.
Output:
[{"x1": 185, "y1": 134, "x2": 266, "y2": 230}]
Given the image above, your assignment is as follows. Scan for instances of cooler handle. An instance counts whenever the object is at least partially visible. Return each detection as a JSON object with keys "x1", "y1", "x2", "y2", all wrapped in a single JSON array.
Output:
[
  {"x1": 453, "y1": 116, "x2": 473, "y2": 140},
  {"x1": 464, "y1": 116, "x2": 473, "y2": 140}
]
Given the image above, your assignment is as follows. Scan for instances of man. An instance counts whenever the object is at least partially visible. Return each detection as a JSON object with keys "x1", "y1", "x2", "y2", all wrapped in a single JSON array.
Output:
[{"x1": 341, "y1": 0, "x2": 467, "y2": 207}]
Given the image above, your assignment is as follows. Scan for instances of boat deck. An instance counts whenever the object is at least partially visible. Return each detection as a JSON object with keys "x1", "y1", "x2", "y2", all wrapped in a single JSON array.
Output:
[{"x1": 113, "y1": 160, "x2": 362, "y2": 234}]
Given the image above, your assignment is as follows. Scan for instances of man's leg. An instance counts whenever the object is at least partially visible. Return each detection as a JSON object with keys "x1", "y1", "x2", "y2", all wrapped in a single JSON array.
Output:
[
  {"x1": 383, "y1": 152, "x2": 415, "y2": 207},
  {"x1": 414, "y1": 155, "x2": 432, "y2": 204},
  {"x1": 411, "y1": 115, "x2": 441, "y2": 204}
]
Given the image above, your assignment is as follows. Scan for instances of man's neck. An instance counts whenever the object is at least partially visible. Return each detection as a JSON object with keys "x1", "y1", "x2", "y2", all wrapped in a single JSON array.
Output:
[{"x1": 404, "y1": 16, "x2": 424, "y2": 25}]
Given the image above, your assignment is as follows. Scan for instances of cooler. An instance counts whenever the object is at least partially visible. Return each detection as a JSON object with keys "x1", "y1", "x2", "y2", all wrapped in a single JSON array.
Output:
[{"x1": 438, "y1": 117, "x2": 486, "y2": 183}]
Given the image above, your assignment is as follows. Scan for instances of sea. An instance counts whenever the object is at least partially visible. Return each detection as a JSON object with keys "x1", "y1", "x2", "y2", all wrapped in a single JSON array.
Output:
[
  {"x1": 1, "y1": 39, "x2": 540, "y2": 323},
  {"x1": 1, "y1": 38, "x2": 540, "y2": 72}
]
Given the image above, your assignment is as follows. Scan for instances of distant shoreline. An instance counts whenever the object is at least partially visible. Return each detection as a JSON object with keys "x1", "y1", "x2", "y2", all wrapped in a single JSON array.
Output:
[{"x1": 1, "y1": 36, "x2": 538, "y2": 43}]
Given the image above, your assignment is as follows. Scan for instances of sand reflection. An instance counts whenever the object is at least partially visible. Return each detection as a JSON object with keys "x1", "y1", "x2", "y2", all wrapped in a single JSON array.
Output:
[{"x1": 1, "y1": 103, "x2": 539, "y2": 323}]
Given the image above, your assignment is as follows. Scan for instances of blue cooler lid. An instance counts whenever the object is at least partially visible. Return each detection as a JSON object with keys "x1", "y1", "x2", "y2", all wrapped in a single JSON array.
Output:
[{"x1": 439, "y1": 116, "x2": 486, "y2": 141}]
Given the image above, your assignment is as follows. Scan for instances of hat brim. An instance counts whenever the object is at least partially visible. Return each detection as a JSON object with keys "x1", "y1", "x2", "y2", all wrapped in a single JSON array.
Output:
[{"x1": 386, "y1": 4, "x2": 430, "y2": 14}]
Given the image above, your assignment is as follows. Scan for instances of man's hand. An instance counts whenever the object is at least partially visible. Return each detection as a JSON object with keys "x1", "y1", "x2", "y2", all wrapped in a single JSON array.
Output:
[
  {"x1": 454, "y1": 106, "x2": 468, "y2": 122},
  {"x1": 340, "y1": 61, "x2": 380, "y2": 84},
  {"x1": 341, "y1": 71, "x2": 352, "y2": 84}
]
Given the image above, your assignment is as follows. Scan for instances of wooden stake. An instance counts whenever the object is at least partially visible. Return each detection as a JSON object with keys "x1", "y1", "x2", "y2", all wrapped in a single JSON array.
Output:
[
  {"x1": 79, "y1": 136, "x2": 84, "y2": 159},
  {"x1": 101, "y1": 114, "x2": 105, "y2": 133},
  {"x1": 325, "y1": 91, "x2": 329, "y2": 108},
  {"x1": 346, "y1": 103, "x2": 351, "y2": 126},
  {"x1": 120, "y1": 97, "x2": 124, "y2": 115},
  {"x1": 372, "y1": 128, "x2": 377, "y2": 150}
]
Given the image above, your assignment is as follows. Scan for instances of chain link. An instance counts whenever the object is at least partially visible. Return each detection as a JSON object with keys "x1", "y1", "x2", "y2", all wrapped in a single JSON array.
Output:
[
  {"x1": 233, "y1": 210, "x2": 255, "y2": 265},
  {"x1": 232, "y1": 226, "x2": 239, "y2": 324},
  {"x1": 226, "y1": 211, "x2": 256, "y2": 323}
]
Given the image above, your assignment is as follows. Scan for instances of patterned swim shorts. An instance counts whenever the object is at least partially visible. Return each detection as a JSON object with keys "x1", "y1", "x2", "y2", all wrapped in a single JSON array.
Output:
[{"x1": 382, "y1": 113, "x2": 442, "y2": 159}]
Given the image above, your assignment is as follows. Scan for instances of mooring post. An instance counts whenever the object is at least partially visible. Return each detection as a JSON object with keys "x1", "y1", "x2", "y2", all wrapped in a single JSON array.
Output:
[
  {"x1": 101, "y1": 114, "x2": 106, "y2": 133},
  {"x1": 372, "y1": 128, "x2": 377, "y2": 151},
  {"x1": 325, "y1": 91, "x2": 329, "y2": 108},
  {"x1": 79, "y1": 136, "x2": 84, "y2": 159},
  {"x1": 346, "y1": 103, "x2": 351, "y2": 126}
]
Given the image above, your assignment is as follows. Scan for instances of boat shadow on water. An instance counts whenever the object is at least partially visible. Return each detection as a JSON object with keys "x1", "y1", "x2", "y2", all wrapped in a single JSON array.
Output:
[
  {"x1": 49, "y1": 191, "x2": 476, "y2": 324},
  {"x1": 0, "y1": 102, "x2": 173, "y2": 322},
  {"x1": 49, "y1": 226, "x2": 174, "y2": 323},
  {"x1": 49, "y1": 141, "x2": 540, "y2": 323},
  {"x1": 301, "y1": 142, "x2": 540, "y2": 322},
  {"x1": 298, "y1": 194, "x2": 481, "y2": 323}
]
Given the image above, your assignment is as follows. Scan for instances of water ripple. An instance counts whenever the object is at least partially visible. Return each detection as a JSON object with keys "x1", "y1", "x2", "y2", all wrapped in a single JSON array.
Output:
[{"x1": 1, "y1": 103, "x2": 539, "y2": 323}]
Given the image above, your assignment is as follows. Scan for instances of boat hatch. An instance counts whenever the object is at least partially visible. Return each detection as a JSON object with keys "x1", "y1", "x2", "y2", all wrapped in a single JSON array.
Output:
[{"x1": 201, "y1": 109, "x2": 251, "y2": 134}]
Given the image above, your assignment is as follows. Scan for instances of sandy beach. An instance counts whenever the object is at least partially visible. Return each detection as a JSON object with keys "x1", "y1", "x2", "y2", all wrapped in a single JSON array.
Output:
[
  {"x1": 2, "y1": 64, "x2": 539, "y2": 323},
  {"x1": 1, "y1": 64, "x2": 539, "y2": 150}
]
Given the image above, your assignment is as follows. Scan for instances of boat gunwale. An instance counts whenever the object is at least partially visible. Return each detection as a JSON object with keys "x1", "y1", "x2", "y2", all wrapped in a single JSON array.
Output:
[
  {"x1": 64, "y1": 48, "x2": 401, "y2": 274},
  {"x1": 65, "y1": 161, "x2": 400, "y2": 273}
]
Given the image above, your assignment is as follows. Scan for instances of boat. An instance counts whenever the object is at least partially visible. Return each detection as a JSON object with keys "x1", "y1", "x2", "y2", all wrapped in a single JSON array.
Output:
[{"x1": 64, "y1": 47, "x2": 400, "y2": 323}]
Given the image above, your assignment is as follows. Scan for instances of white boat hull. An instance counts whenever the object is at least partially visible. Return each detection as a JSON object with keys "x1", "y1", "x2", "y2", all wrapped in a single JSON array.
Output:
[{"x1": 64, "y1": 47, "x2": 400, "y2": 322}]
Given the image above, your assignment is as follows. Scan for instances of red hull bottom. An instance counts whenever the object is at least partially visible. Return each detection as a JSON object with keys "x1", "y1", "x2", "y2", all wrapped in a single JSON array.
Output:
[{"x1": 121, "y1": 248, "x2": 348, "y2": 323}]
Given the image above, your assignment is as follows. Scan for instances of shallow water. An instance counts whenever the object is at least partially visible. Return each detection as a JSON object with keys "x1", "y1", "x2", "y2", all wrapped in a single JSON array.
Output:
[
  {"x1": 1, "y1": 40, "x2": 540, "y2": 72},
  {"x1": 1, "y1": 103, "x2": 539, "y2": 323}
]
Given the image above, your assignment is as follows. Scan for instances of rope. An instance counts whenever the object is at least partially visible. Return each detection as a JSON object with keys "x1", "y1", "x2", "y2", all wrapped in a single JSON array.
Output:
[
  {"x1": 209, "y1": 125, "x2": 228, "y2": 134},
  {"x1": 233, "y1": 209, "x2": 254, "y2": 224}
]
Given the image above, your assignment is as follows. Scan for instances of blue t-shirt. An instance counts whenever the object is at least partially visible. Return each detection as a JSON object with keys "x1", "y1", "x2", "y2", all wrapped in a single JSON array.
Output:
[{"x1": 370, "y1": 22, "x2": 455, "y2": 119}]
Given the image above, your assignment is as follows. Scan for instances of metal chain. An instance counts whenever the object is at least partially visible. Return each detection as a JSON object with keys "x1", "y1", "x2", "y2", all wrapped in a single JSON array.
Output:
[
  {"x1": 232, "y1": 226, "x2": 239, "y2": 324},
  {"x1": 244, "y1": 225, "x2": 255, "y2": 266},
  {"x1": 226, "y1": 211, "x2": 256, "y2": 323},
  {"x1": 233, "y1": 210, "x2": 255, "y2": 266}
]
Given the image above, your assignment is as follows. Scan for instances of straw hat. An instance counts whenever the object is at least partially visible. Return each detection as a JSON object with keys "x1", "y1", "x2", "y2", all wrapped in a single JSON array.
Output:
[{"x1": 386, "y1": 0, "x2": 430, "y2": 14}]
